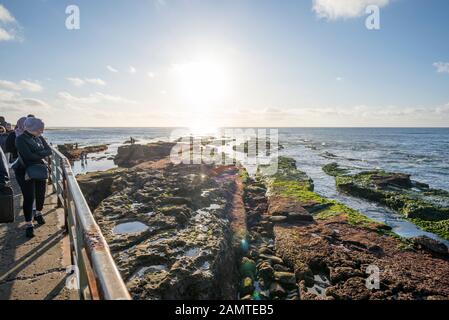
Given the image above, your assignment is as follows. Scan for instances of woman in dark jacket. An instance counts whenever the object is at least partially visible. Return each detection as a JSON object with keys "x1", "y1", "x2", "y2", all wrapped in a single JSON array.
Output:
[{"x1": 14, "y1": 117, "x2": 52, "y2": 238}]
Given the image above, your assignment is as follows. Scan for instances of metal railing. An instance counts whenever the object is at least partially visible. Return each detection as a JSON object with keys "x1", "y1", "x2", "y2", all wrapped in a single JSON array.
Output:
[{"x1": 49, "y1": 147, "x2": 131, "y2": 300}]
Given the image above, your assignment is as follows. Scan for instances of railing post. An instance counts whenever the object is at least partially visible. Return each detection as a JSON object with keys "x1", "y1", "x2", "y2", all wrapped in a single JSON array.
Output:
[
  {"x1": 56, "y1": 155, "x2": 63, "y2": 208},
  {"x1": 62, "y1": 160, "x2": 69, "y2": 234},
  {"x1": 50, "y1": 155, "x2": 57, "y2": 193}
]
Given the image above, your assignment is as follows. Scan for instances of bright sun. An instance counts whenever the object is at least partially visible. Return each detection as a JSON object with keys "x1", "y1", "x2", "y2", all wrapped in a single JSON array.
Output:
[{"x1": 172, "y1": 59, "x2": 230, "y2": 111}]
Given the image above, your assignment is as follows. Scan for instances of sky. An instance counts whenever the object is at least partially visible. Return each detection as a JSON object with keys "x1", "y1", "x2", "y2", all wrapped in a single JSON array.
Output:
[{"x1": 0, "y1": 0, "x2": 449, "y2": 127}]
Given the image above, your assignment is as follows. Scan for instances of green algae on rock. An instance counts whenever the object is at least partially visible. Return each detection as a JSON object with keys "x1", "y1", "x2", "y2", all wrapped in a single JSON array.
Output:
[
  {"x1": 322, "y1": 162, "x2": 350, "y2": 177},
  {"x1": 263, "y1": 157, "x2": 387, "y2": 231},
  {"x1": 257, "y1": 157, "x2": 449, "y2": 300},
  {"x1": 322, "y1": 162, "x2": 449, "y2": 240}
]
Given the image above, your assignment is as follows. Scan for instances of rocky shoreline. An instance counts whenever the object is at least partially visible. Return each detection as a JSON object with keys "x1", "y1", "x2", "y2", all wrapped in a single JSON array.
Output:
[
  {"x1": 76, "y1": 141, "x2": 449, "y2": 300},
  {"x1": 323, "y1": 162, "x2": 449, "y2": 241},
  {"x1": 57, "y1": 143, "x2": 108, "y2": 160}
]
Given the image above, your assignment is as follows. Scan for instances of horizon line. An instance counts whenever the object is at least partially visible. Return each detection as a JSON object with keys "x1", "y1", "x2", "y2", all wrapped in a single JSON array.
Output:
[{"x1": 45, "y1": 126, "x2": 449, "y2": 129}]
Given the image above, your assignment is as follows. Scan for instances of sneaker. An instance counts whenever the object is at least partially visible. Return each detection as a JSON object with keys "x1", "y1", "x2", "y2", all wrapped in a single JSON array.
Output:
[
  {"x1": 34, "y1": 214, "x2": 46, "y2": 225},
  {"x1": 25, "y1": 226, "x2": 35, "y2": 238}
]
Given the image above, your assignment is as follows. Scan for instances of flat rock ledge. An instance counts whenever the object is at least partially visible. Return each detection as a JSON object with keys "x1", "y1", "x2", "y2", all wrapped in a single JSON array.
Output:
[{"x1": 78, "y1": 143, "x2": 241, "y2": 299}]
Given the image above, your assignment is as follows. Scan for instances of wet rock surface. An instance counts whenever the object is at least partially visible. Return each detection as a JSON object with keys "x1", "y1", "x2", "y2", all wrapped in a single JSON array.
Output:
[
  {"x1": 266, "y1": 158, "x2": 449, "y2": 300},
  {"x1": 323, "y1": 162, "x2": 449, "y2": 240},
  {"x1": 237, "y1": 175, "x2": 300, "y2": 300},
  {"x1": 114, "y1": 142, "x2": 176, "y2": 168},
  {"x1": 78, "y1": 141, "x2": 449, "y2": 300},
  {"x1": 57, "y1": 143, "x2": 108, "y2": 160},
  {"x1": 80, "y1": 146, "x2": 241, "y2": 299},
  {"x1": 77, "y1": 168, "x2": 127, "y2": 210},
  {"x1": 275, "y1": 217, "x2": 449, "y2": 300}
]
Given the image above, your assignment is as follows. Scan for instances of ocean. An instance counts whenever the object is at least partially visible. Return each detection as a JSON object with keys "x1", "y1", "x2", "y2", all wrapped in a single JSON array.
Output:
[{"x1": 44, "y1": 127, "x2": 449, "y2": 244}]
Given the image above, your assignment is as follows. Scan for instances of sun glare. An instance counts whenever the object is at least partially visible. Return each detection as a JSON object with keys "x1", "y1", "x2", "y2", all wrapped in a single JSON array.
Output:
[
  {"x1": 188, "y1": 121, "x2": 220, "y2": 136},
  {"x1": 172, "y1": 59, "x2": 230, "y2": 110}
]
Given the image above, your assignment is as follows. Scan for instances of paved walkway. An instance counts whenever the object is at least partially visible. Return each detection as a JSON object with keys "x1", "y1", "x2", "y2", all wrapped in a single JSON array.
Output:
[{"x1": 0, "y1": 172, "x2": 77, "y2": 300}]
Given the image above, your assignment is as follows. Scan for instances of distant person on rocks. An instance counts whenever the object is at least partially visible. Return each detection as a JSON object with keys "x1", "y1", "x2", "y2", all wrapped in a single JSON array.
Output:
[
  {"x1": 14, "y1": 117, "x2": 52, "y2": 238},
  {"x1": 5, "y1": 117, "x2": 27, "y2": 163}
]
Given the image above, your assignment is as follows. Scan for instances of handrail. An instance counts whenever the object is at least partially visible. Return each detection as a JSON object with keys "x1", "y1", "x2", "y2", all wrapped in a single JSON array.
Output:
[{"x1": 49, "y1": 147, "x2": 131, "y2": 300}]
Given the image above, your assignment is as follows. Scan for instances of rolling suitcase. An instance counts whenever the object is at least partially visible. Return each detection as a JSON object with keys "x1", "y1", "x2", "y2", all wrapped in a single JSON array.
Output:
[{"x1": 0, "y1": 186, "x2": 14, "y2": 223}]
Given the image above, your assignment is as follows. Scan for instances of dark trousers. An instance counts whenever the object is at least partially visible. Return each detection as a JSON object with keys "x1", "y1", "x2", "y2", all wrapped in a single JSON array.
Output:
[{"x1": 14, "y1": 167, "x2": 47, "y2": 222}]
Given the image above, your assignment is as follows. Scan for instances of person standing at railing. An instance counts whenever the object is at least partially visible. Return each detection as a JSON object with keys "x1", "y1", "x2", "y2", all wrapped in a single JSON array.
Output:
[
  {"x1": 5, "y1": 117, "x2": 27, "y2": 163},
  {"x1": 13, "y1": 117, "x2": 52, "y2": 238}
]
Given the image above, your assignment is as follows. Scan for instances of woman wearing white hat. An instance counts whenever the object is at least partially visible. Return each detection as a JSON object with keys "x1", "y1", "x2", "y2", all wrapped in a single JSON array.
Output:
[{"x1": 14, "y1": 117, "x2": 52, "y2": 238}]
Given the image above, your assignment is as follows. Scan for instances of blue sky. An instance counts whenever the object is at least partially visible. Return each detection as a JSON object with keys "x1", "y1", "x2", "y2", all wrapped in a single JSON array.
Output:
[{"x1": 1, "y1": 0, "x2": 449, "y2": 127}]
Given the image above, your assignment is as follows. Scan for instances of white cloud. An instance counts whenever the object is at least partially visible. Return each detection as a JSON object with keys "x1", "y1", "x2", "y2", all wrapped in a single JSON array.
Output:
[
  {"x1": 0, "y1": 79, "x2": 43, "y2": 92},
  {"x1": 0, "y1": 5, "x2": 22, "y2": 42},
  {"x1": 18, "y1": 80, "x2": 43, "y2": 92},
  {"x1": 0, "y1": 4, "x2": 15, "y2": 23},
  {"x1": 0, "y1": 80, "x2": 20, "y2": 90},
  {"x1": 313, "y1": 0, "x2": 390, "y2": 20},
  {"x1": 0, "y1": 90, "x2": 51, "y2": 113},
  {"x1": 66, "y1": 77, "x2": 85, "y2": 87},
  {"x1": 0, "y1": 90, "x2": 19, "y2": 100},
  {"x1": 58, "y1": 91, "x2": 137, "y2": 105},
  {"x1": 148, "y1": 72, "x2": 156, "y2": 78},
  {"x1": 435, "y1": 103, "x2": 449, "y2": 114},
  {"x1": 67, "y1": 77, "x2": 106, "y2": 86},
  {"x1": 336, "y1": 76, "x2": 344, "y2": 81},
  {"x1": 275, "y1": 104, "x2": 449, "y2": 119},
  {"x1": 128, "y1": 66, "x2": 137, "y2": 74},
  {"x1": 433, "y1": 62, "x2": 449, "y2": 74},
  {"x1": 107, "y1": 65, "x2": 119, "y2": 73},
  {"x1": 0, "y1": 27, "x2": 13, "y2": 41},
  {"x1": 85, "y1": 78, "x2": 106, "y2": 86}
]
